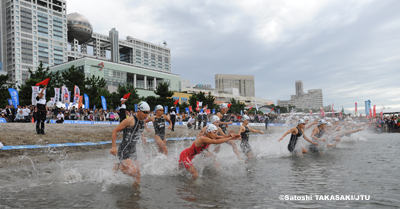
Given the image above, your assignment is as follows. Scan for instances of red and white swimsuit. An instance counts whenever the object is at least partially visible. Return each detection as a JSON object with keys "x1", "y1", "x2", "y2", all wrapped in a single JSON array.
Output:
[{"x1": 179, "y1": 141, "x2": 210, "y2": 169}]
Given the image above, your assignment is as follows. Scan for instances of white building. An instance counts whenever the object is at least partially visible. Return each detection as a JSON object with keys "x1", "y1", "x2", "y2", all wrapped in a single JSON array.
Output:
[
  {"x1": 1, "y1": 0, "x2": 68, "y2": 85},
  {"x1": 278, "y1": 80, "x2": 323, "y2": 110}
]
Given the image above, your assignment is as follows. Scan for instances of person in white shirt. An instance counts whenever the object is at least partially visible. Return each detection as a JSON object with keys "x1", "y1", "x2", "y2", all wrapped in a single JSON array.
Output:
[
  {"x1": 56, "y1": 112, "x2": 64, "y2": 123},
  {"x1": 23, "y1": 106, "x2": 30, "y2": 121},
  {"x1": 120, "y1": 98, "x2": 128, "y2": 122},
  {"x1": 187, "y1": 114, "x2": 196, "y2": 129}
]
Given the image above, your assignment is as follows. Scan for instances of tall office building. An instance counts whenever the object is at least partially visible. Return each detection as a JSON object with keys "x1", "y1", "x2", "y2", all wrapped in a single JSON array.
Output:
[
  {"x1": 278, "y1": 80, "x2": 323, "y2": 110},
  {"x1": 0, "y1": 0, "x2": 68, "y2": 84},
  {"x1": 215, "y1": 74, "x2": 255, "y2": 97}
]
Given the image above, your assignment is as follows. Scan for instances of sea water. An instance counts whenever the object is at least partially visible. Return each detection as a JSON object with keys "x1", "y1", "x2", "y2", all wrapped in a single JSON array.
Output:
[{"x1": 0, "y1": 131, "x2": 399, "y2": 208}]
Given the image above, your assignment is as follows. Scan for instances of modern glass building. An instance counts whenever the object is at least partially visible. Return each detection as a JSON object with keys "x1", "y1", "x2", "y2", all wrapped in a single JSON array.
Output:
[
  {"x1": 48, "y1": 57, "x2": 181, "y2": 97},
  {"x1": 0, "y1": 0, "x2": 68, "y2": 85}
]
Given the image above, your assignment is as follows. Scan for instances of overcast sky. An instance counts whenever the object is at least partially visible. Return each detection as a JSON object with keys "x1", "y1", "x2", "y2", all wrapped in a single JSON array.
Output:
[{"x1": 68, "y1": 0, "x2": 400, "y2": 113}]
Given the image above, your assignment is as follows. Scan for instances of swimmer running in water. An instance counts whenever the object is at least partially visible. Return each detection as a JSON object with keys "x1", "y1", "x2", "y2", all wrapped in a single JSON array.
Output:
[
  {"x1": 213, "y1": 103, "x2": 242, "y2": 160},
  {"x1": 144, "y1": 105, "x2": 172, "y2": 156},
  {"x1": 178, "y1": 124, "x2": 240, "y2": 180},
  {"x1": 308, "y1": 119, "x2": 328, "y2": 154},
  {"x1": 278, "y1": 119, "x2": 318, "y2": 156},
  {"x1": 110, "y1": 101, "x2": 150, "y2": 186},
  {"x1": 237, "y1": 115, "x2": 264, "y2": 161}
]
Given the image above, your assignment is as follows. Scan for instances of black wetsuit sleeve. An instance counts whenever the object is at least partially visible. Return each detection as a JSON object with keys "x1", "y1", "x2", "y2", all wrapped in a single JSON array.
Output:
[{"x1": 36, "y1": 96, "x2": 40, "y2": 101}]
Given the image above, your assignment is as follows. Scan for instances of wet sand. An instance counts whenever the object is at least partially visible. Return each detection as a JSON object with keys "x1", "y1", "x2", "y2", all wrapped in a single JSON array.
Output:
[{"x1": 0, "y1": 123, "x2": 284, "y2": 159}]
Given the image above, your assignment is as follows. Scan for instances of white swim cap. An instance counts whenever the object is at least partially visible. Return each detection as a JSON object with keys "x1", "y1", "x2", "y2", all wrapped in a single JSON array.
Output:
[
  {"x1": 333, "y1": 118, "x2": 339, "y2": 122},
  {"x1": 137, "y1": 101, "x2": 150, "y2": 111},
  {"x1": 211, "y1": 115, "x2": 220, "y2": 124},
  {"x1": 303, "y1": 116, "x2": 309, "y2": 120},
  {"x1": 318, "y1": 119, "x2": 327, "y2": 126},
  {"x1": 297, "y1": 119, "x2": 306, "y2": 126},
  {"x1": 219, "y1": 103, "x2": 228, "y2": 109},
  {"x1": 0, "y1": 142, "x2": 3, "y2": 150},
  {"x1": 327, "y1": 122, "x2": 332, "y2": 126},
  {"x1": 242, "y1": 115, "x2": 250, "y2": 121},
  {"x1": 155, "y1": 105, "x2": 163, "y2": 111},
  {"x1": 206, "y1": 124, "x2": 218, "y2": 133}
]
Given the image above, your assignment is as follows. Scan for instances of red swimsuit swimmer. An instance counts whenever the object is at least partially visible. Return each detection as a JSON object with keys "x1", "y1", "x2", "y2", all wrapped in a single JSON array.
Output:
[{"x1": 179, "y1": 141, "x2": 210, "y2": 169}]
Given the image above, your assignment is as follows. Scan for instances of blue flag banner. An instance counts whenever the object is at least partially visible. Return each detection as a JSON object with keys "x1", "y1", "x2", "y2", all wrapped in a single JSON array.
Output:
[
  {"x1": 278, "y1": 109, "x2": 280, "y2": 114},
  {"x1": 7, "y1": 99, "x2": 13, "y2": 105},
  {"x1": 212, "y1": 109, "x2": 215, "y2": 114},
  {"x1": 84, "y1": 94, "x2": 89, "y2": 110},
  {"x1": 101, "y1": 96, "x2": 107, "y2": 110},
  {"x1": 93, "y1": 105, "x2": 96, "y2": 111},
  {"x1": 164, "y1": 106, "x2": 168, "y2": 114},
  {"x1": 8, "y1": 88, "x2": 19, "y2": 106},
  {"x1": 65, "y1": 103, "x2": 69, "y2": 110},
  {"x1": 241, "y1": 110, "x2": 243, "y2": 115},
  {"x1": 200, "y1": 109, "x2": 203, "y2": 113},
  {"x1": 68, "y1": 91, "x2": 71, "y2": 103},
  {"x1": 185, "y1": 108, "x2": 189, "y2": 113},
  {"x1": 176, "y1": 107, "x2": 179, "y2": 113},
  {"x1": 135, "y1": 104, "x2": 138, "y2": 112}
]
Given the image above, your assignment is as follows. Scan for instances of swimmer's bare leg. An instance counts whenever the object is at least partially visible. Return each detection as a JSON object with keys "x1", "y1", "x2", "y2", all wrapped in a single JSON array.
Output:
[
  {"x1": 119, "y1": 159, "x2": 141, "y2": 186},
  {"x1": 154, "y1": 135, "x2": 168, "y2": 156},
  {"x1": 227, "y1": 140, "x2": 244, "y2": 161}
]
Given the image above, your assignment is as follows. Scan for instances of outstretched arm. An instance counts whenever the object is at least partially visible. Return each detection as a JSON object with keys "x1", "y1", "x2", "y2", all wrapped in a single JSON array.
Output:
[
  {"x1": 278, "y1": 128, "x2": 295, "y2": 142},
  {"x1": 249, "y1": 127, "x2": 264, "y2": 134}
]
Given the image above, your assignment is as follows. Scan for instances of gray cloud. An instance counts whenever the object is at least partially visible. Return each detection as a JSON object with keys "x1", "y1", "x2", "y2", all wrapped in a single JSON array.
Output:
[{"x1": 68, "y1": 0, "x2": 400, "y2": 113}]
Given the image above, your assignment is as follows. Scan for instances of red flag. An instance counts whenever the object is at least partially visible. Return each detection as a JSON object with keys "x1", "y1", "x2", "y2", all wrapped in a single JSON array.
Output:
[
  {"x1": 174, "y1": 99, "x2": 179, "y2": 105},
  {"x1": 228, "y1": 103, "x2": 232, "y2": 108},
  {"x1": 270, "y1": 108, "x2": 274, "y2": 113},
  {"x1": 373, "y1": 105, "x2": 376, "y2": 118},
  {"x1": 189, "y1": 106, "x2": 192, "y2": 112},
  {"x1": 196, "y1": 101, "x2": 199, "y2": 111},
  {"x1": 380, "y1": 112, "x2": 383, "y2": 119},
  {"x1": 369, "y1": 109, "x2": 372, "y2": 118},
  {"x1": 339, "y1": 112, "x2": 342, "y2": 117},
  {"x1": 123, "y1": 93, "x2": 131, "y2": 99},
  {"x1": 35, "y1": 78, "x2": 50, "y2": 86},
  {"x1": 249, "y1": 107, "x2": 253, "y2": 110}
]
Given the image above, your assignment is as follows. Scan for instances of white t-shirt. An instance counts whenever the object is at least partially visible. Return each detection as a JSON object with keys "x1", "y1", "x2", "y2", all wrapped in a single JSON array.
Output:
[
  {"x1": 57, "y1": 113, "x2": 64, "y2": 120},
  {"x1": 188, "y1": 117, "x2": 195, "y2": 124},
  {"x1": 171, "y1": 111, "x2": 176, "y2": 115},
  {"x1": 120, "y1": 98, "x2": 126, "y2": 109}
]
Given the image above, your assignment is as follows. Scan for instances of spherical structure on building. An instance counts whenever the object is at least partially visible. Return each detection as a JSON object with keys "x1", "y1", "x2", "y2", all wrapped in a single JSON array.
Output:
[{"x1": 67, "y1": 13, "x2": 93, "y2": 44}]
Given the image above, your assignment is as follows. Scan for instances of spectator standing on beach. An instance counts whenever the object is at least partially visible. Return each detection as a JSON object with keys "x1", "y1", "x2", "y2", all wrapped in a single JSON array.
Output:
[
  {"x1": 120, "y1": 98, "x2": 128, "y2": 122},
  {"x1": 36, "y1": 86, "x2": 47, "y2": 134},
  {"x1": 170, "y1": 107, "x2": 176, "y2": 132}
]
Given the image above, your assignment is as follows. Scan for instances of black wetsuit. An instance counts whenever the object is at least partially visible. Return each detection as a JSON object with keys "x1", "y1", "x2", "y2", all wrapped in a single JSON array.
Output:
[
  {"x1": 202, "y1": 113, "x2": 208, "y2": 128},
  {"x1": 219, "y1": 114, "x2": 229, "y2": 135},
  {"x1": 117, "y1": 115, "x2": 145, "y2": 161},
  {"x1": 197, "y1": 113, "x2": 202, "y2": 130},
  {"x1": 288, "y1": 127, "x2": 302, "y2": 153},
  {"x1": 265, "y1": 115, "x2": 269, "y2": 130},
  {"x1": 154, "y1": 115, "x2": 165, "y2": 140},
  {"x1": 120, "y1": 103, "x2": 126, "y2": 122},
  {"x1": 240, "y1": 126, "x2": 251, "y2": 154},
  {"x1": 309, "y1": 127, "x2": 324, "y2": 153},
  {"x1": 170, "y1": 111, "x2": 176, "y2": 131},
  {"x1": 36, "y1": 96, "x2": 47, "y2": 134}
]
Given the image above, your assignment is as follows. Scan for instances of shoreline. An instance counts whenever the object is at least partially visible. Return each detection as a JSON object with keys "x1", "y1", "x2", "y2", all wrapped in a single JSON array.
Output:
[{"x1": 0, "y1": 123, "x2": 285, "y2": 159}]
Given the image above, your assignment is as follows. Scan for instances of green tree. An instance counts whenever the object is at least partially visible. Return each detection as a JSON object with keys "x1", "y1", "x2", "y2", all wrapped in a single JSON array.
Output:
[
  {"x1": 227, "y1": 98, "x2": 246, "y2": 114},
  {"x1": 61, "y1": 65, "x2": 85, "y2": 93},
  {"x1": 0, "y1": 74, "x2": 15, "y2": 108},
  {"x1": 154, "y1": 82, "x2": 174, "y2": 109},
  {"x1": 84, "y1": 75, "x2": 107, "y2": 109},
  {"x1": 113, "y1": 83, "x2": 140, "y2": 110}
]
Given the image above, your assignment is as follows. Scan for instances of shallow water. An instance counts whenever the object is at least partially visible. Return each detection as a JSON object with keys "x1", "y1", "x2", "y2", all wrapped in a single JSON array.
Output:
[{"x1": 1, "y1": 131, "x2": 399, "y2": 208}]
